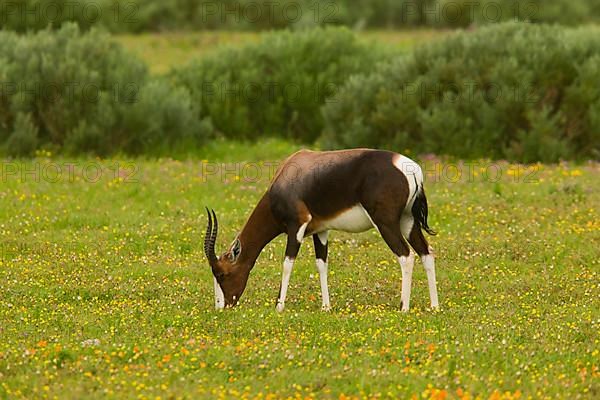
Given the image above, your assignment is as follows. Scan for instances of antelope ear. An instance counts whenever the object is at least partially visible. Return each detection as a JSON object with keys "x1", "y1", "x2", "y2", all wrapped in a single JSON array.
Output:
[{"x1": 229, "y1": 239, "x2": 242, "y2": 262}]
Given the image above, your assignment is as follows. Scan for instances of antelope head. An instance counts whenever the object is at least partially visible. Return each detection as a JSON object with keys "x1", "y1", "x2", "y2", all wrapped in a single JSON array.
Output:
[{"x1": 204, "y1": 208, "x2": 249, "y2": 309}]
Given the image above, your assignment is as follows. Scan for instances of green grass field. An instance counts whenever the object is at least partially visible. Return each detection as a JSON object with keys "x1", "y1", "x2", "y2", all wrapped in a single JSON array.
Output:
[{"x1": 1, "y1": 141, "x2": 598, "y2": 399}]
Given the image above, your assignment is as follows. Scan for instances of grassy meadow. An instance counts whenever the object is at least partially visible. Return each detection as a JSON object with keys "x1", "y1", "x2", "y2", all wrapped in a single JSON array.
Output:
[
  {"x1": 1, "y1": 26, "x2": 599, "y2": 399},
  {"x1": 0, "y1": 140, "x2": 598, "y2": 399}
]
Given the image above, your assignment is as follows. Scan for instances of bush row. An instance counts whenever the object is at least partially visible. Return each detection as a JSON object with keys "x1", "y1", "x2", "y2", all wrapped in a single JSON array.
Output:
[
  {"x1": 171, "y1": 27, "x2": 388, "y2": 142},
  {"x1": 322, "y1": 22, "x2": 600, "y2": 162},
  {"x1": 0, "y1": 24, "x2": 383, "y2": 155},
  {"x1": 3, "y1": 22, "x2": 600, "y2": 161},
  {"x1": 0, "y1": 24, "x2": 211, "y2": 156},
  {"x1": 2, "y1": 0, "x2": 600, "y2": 33}
]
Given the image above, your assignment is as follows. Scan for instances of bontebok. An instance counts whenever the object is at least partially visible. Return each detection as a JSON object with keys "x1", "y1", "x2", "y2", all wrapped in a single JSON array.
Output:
[{"x1": 204, "y1": 149, "x2": 438, "y2": 312}]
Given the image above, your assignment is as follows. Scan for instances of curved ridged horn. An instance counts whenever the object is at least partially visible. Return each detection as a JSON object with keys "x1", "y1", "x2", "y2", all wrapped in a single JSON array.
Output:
[{"x1": 204, "y1": 207, "x2": 218, "y2": 264}]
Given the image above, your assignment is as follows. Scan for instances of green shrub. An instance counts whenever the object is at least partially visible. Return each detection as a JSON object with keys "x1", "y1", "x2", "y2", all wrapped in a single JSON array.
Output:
[
  {"x1": 0, "y1": 23, "x2": 211, "y2": 156},
  {"x1": 5, "y1": 113, "x2": 39, "y2": 157},
  {"x1": 119, "y1": 80, "x2": 212, "y2": 155},
  {"x1": 173, "y1": 27, "x2": 389, "y2": 142},
  {"x1": 322, "y1": 23, "x2": 600, "y2": 162}
]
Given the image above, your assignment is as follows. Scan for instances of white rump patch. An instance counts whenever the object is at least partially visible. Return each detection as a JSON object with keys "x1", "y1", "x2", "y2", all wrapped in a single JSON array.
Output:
[
  {"x1": 320, "y1": 205, "x2": 374, "y2": 233},
  {"x1": 393, "y1": 155, "x2": 423, "y2": 210}
]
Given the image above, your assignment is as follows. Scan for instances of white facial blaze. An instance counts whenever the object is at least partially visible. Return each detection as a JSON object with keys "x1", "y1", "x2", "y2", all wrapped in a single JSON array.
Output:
[{"x1": 214, "y1": 277, "x2": 225, "y2": 310}]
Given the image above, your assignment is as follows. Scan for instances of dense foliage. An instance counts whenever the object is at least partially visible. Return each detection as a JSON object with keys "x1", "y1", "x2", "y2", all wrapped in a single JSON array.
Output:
[
  {"x1": 2, "y1": 0, "x2": 599, "y2": 33},
  {"x1": 2, "y1": 21, "x2": 600, "y2": 161},
  {"x1": 172, "y1": 27, "x2": 387, "y2": 142},
  {"x1": 322, "y1": 23, "x2": 600, "y2": 162},
  {"x1": 0, "y1": 24, "x2": 210, "y2": 156}
]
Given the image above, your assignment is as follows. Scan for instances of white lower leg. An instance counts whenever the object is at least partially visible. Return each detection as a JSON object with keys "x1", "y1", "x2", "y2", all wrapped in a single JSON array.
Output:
[
  {"x1": 276, "y1": 257, "x2": 295, "y2": 312},
  {"x1": 422, "y1": 254, "x2": 439, "y2": 308},
  {"x1": 315, "y1": 258, "x2": 330, "y2": 311},
  {"x1": 398, "y1": 253, "x2": 415, "y2": 311}
]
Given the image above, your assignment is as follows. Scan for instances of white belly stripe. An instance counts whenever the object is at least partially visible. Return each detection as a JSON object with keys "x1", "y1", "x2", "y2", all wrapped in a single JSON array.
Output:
[{"x1": 319, "y1": 205, "x2": 374, "y2": 233}]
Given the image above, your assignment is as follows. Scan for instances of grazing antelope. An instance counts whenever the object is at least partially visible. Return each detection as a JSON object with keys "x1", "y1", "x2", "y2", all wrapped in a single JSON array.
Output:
[{"x1": 204, "y1": 149, "x2": 439, "y2": 312}]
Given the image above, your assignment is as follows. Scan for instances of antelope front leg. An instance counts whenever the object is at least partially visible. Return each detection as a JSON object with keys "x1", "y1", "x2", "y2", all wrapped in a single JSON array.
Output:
[
  {"x1": 276, "y1": 256, "x2": 296, "y2": 312},
  {"x1": 313, "y1": 232, "x2": 330, "y2": 311},
  {"x1": 398, "y1": 252, "x2": 415, "y2": 311},
  {"x1": 276, "y1": 221, "x2": 308, "y2": 312}
]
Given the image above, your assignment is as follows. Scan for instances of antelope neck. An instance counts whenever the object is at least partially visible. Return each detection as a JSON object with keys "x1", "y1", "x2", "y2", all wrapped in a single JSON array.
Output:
[{"x1": 236, "y1": 194, "x2": 282, "y2": 269}]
